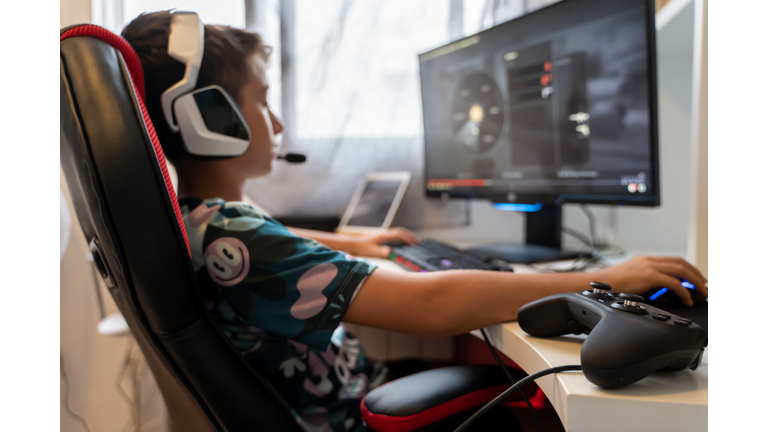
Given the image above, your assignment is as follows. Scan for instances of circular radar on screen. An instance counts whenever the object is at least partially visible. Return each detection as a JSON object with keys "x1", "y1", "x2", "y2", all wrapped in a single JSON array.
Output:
[{"x1": 451, "y1": 73, "x2": 505, "y2": 158}]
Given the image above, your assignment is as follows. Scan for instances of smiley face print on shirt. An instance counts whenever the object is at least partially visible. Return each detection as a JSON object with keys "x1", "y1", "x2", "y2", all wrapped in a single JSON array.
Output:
[{"x1": 204, "y1": 237, "x2": 250, "y2": 286}]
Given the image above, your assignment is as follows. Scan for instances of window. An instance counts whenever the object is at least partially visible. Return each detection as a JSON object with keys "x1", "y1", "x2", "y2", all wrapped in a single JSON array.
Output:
[{"x1": 92, "y1": 0, "x2": 245, "y2": 33}]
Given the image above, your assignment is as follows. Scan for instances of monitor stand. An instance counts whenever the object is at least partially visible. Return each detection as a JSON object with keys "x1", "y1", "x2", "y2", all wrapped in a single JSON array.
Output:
[{"x1": 468, "y1": 204, "x2": 585, "y2": 264}]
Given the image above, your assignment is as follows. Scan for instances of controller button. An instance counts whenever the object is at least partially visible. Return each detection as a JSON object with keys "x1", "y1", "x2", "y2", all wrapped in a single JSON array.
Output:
[
  {"x1": 673, "y1": 319, "x2": 692, "y2": 327},
  {"x1": 589, "y1": 281, "x2": 612, "y2": 291},
  {"x1": 610, "y1": 302, "x2": 650, "y2": 314},
  {"x1": 566, "y1": 319, "x2": 590, "y2": 335},
  {"x1": 581, "y1": 290, "x2": 613, "y2": 301},
  {"x1": 652, "y1": 314, "x2": 669, "y2": 321},
  {"x1": 618, "y1": 293, "x2": 645, "y2": 308},
  {"x1": 619, "y1": 293, "x2": 645, "y2": 302},
  {"x1": 588, "y1": 282, "x2": 612, "y2": 297}
]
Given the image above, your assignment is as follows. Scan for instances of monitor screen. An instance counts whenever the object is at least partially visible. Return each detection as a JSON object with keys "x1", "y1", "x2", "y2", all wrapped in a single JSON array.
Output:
[
  {"x1": 419, "y1": 0, "x2": 659, "y2": 206},
  {"x1": 346, "y1": 180, "x2": 404, "y2": 227}
]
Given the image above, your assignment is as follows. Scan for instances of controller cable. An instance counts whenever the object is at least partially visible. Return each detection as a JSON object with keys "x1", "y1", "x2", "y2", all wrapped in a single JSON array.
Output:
[
  {"x1": 453, "y1": 364, "x2": 582, "y2": 432},
  {"x1": 479, "y1": 328, "x2": 541, "y2": 432}
]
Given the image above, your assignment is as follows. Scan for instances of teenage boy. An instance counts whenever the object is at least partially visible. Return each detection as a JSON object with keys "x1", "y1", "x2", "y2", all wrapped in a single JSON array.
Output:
[{"x1": 122, "y1": 11, "x2": 707, "y2": 432}]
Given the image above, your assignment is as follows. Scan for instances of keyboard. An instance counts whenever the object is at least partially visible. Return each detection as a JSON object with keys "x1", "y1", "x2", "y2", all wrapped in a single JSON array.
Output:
[{"x1": 388, "y1": 239, "x2": 512, "y2": 272}]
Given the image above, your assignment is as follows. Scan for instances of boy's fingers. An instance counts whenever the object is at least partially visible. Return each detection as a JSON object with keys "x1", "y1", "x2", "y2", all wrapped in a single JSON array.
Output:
[
  {"x1": 386, "y1": 228, "x2": 419, "y2": 245},
  {"x1": 394, "y1": 228, "x2": 419, "y2": 243},
  {"x1": 653, "y1": 273, "x2": 694, "y2": 306},
  {"x1": 651, "y1": 263, "x2": 708, "y2": 297},
  {"x1": 653, "y1": 256, "x2": 707, "y2": 284}
]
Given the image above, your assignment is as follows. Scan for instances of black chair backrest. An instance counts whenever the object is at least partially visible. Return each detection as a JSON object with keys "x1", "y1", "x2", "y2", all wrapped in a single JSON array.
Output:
[{"x1": 60, "y1": 25, "x2": 302, "y2": 432}]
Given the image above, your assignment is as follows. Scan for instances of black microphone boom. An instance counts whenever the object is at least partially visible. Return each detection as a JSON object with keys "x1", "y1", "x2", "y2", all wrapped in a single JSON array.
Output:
[{"x1": 277, "y1": 153, "x2": 306, "y2": 163}]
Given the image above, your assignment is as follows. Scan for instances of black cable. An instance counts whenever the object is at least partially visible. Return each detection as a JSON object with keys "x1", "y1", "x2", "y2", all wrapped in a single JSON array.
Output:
[
  {"x1": 60, "y1": 355, "x2": 94, "y2": 432},
  {"x1": 562, "y1": 226, "x2": 593, "y2": 247},
  {"x1": 579, "y1": 204, "x2": 599, "y2": 247},
  {"x1": 557, "y1": 204, "x2": 628, "y2": 274},
  {"x1": 479, "y1": 328, "x2": 541, "y2": 432},
  {"x1": 453, "y1": 365, "x2": 582, "y2": 432}
]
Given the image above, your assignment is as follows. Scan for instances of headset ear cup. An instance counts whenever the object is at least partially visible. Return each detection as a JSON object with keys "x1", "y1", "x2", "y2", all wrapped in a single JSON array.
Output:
[{"x1": 174, "y1": 85, "x2": 251, "y2": 158}]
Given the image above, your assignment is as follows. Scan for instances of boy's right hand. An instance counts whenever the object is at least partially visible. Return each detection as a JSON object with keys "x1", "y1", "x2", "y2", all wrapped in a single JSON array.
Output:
[
  {"x1": 594, "y1": 256, "x2": 708, "y2": 307},
  {"x1": 349, "y1": 227, "x2": 419, "y2": 258}
]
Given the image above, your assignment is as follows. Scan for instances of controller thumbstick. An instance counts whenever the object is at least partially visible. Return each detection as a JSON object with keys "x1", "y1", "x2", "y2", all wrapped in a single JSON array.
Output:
[
  {"x1": 619, "y1": 293, "x2": 645, "y2": 307},
  {"x1": 589, "y1": 281, "x2": 612, "y2": 294}
]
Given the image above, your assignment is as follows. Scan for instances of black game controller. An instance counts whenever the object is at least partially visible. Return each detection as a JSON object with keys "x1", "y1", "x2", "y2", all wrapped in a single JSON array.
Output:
[{"x1": 517, "y1": 282, "x2": 707, "y2": 388}]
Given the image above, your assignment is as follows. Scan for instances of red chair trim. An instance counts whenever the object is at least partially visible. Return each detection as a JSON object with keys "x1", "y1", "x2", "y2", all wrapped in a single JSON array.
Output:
[
  {"x1": 61, "y1": 25, "x2": 191, "y2": 256},
  {"x1": 360, "y1": 383, "x2": 510, "y2": 432},
  {"x1": 504, "y1": 386, "x2": 547, "y2": 410}
]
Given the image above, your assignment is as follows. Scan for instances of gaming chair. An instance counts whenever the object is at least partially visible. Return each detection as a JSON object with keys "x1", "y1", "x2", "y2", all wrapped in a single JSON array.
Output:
[{"x1": 60, "y1": 25, "x2": 531, "y2": 432}]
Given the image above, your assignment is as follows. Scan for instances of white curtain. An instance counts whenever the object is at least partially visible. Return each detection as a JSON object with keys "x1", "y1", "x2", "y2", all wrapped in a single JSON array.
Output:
[{"x1": 244, "y1": 0, "x2": 559, "y2": 228}]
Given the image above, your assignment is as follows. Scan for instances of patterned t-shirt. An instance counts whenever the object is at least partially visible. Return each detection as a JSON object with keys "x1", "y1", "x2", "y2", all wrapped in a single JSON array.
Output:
[{"x1": 179, "y1": 198, "x2": 387, "y2": 432}]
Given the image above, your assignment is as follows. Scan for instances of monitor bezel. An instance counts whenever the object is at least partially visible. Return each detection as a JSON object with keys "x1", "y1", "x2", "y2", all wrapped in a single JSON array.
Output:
[{"x1": 418, "y1": 0, "x2": 661, "y2": 208}]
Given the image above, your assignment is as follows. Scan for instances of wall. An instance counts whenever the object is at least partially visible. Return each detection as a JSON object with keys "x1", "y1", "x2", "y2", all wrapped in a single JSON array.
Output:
[
  {"x1": 60, "y1": 0, "x2": 91, "y2": 29},
  {"x1": 688, "y1": 0, "x2": 707, "y2": 275}
]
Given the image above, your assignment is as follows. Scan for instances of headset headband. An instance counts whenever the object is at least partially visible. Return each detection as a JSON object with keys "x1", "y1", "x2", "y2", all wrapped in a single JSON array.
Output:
[{"x1": 161, "y1": 11, "x2": 203, "y2": 132}]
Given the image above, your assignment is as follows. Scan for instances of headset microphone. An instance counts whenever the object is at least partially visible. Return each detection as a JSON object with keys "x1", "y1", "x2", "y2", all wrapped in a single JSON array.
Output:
[{"x1": 277, "y1": 153, "x2": 307, "y2": 163}]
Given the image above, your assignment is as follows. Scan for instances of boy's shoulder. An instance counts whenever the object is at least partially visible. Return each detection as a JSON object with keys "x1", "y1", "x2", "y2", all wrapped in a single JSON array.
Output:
[{"x1": 181, "y1": 197, "x2": 274, "y2": 232}]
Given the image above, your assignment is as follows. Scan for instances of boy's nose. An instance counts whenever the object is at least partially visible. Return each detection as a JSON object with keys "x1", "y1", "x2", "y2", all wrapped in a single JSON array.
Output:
[{"x1": 270, "y1": 110, "x2": 284, "y2": 135}]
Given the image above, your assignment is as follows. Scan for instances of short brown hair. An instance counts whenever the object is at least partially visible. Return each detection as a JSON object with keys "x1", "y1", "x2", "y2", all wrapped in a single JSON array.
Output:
[{"x1": 121, "y1": 10, "x2": 270, "y2": 162}]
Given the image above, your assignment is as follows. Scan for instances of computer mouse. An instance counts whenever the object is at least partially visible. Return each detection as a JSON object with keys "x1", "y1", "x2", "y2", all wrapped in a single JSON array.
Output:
[{"x1": 642, "y1": 280, "x2": 707, "y2": 307}]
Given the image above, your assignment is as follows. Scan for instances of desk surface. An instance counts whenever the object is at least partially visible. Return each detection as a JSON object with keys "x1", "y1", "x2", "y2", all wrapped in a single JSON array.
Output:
[
  {"x1": 367, "y1": 247, "x2": 708, "y2": 432},
  {"x1": 473, "y1": 324, "x2": 707, "y2": 432}
]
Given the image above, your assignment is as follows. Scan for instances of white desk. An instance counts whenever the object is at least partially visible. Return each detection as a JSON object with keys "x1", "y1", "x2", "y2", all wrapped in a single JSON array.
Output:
[
  {"x1": 366, "y1": 248, "x2": 709, "y2": 432},
  {"x1": 473, "y1": 325, "x2": 707, "y2": 432}
]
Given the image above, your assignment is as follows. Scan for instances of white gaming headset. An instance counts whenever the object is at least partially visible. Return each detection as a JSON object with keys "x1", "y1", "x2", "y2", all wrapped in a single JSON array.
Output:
[{"x1": 160, "y1": 11, "x2": 251, "y2": 157}]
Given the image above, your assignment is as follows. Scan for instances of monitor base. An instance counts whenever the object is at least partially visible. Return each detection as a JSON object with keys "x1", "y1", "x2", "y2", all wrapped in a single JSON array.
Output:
[{"x1": 469, "y1": 243, "x2": 586, "y2": 264}]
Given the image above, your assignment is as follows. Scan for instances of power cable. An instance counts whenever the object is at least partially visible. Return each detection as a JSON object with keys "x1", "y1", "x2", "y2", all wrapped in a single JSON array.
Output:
[
  {"x1": 453, "y1": 365, "x2": 582, "y2": 432},
  {"x1": 479, "y1": 328, "x2": 541, "y2": 432}
]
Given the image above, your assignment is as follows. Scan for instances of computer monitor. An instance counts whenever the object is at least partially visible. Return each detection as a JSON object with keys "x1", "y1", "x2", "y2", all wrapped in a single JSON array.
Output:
[{"x1": 418, "y1": 0, "x2": 659, "y2": 263}]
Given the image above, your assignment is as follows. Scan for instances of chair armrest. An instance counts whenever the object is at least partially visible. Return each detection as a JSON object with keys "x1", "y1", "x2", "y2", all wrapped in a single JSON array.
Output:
[{"x1": 361, "y1": 364, "x2": 527, "y2": 432}]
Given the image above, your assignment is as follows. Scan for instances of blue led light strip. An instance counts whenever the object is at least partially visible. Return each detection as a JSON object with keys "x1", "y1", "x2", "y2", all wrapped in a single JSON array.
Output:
[
  {"x1": 495, "y1": 202, "x2": 543, "y2": 212},
  {"x1": 649, "y1": 281, "x2": 695, "y2": 300},
  {"x1": 649, "y1": 288, "x2": 667, "y2": 300}
]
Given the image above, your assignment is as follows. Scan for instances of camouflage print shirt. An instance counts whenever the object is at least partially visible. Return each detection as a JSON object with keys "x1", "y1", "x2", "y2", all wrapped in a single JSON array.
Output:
[{"x1": 180, "y1": 198, "x2": 387, "y2": 432}]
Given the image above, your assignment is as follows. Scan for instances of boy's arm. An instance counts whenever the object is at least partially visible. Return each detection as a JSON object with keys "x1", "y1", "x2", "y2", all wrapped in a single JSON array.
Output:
[
  {"x1": 343, "y1": 255, "x2": 708, "y2": 336},
  {"x1": 286, "y1": 226, "x2": 419, "y2": 258}
]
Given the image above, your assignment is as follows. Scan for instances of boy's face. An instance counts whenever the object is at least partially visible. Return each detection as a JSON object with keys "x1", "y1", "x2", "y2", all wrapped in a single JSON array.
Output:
[{"x1": 234, "y1": 54, "x2": 284, "y2": 178}]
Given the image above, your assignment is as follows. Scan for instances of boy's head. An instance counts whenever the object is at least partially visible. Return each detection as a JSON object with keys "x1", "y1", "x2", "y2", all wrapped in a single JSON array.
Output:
[{"x1": 122, "y1": 10, "x2": 284, "y2": 181}]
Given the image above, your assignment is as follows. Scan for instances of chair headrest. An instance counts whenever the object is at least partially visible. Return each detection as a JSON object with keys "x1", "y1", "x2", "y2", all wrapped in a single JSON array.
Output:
[{"x1": 61, "y1": 24, "x2": 190, "y2": 255}]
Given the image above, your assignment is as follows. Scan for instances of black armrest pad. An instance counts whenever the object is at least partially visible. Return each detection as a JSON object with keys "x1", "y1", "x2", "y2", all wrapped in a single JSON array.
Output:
[{"x1": 361, "y1": 365, "x2": 526, "y2": 432}]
